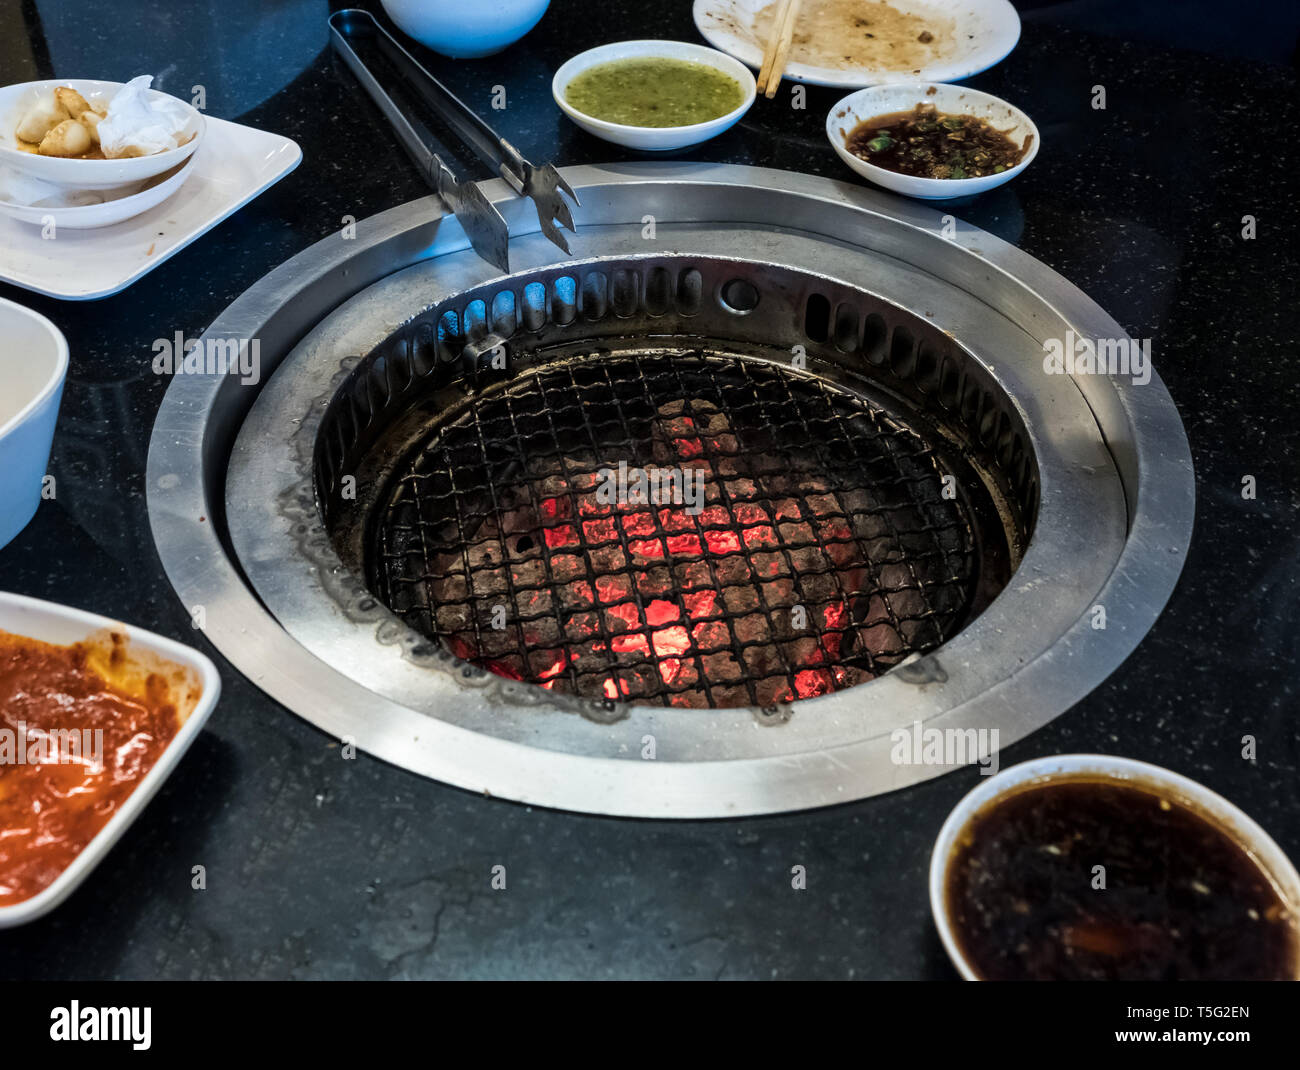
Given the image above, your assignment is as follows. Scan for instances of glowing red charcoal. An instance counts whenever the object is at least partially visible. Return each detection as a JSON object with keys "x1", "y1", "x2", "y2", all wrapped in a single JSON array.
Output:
[
  {"x1": 658, "y1": 657, "x2": 693, "y2": 686},
  {"x1": 620, "y1": 510, "x2": 656, "y2": 538},
  {"x1": 533, "y1": 649, "x2": 569, "y2": 689},
  {"x1": 651, "y1": 625, "x2": 691, "y2": 658},
  {"x1": 595, "y1": 575, "x2": 632, "y2": 604},
  {"x1": 658, "y1": 506, "x2": 694, "y2": 533},
  {"x1": 792, "y1": 668, "x2": 835, "y2": 699},
  {"x1": 703, "y1": 529, "x2": 741, "y2": 555},
  {"x1": 484, "y1": 659, "x2": 524, "y2": 681},
  {"x1": 628, "y1": 538, "x2": 665, "y2": 559},
  {"x1": 819, "y1": 600, "x2": 851, "y2": 661},
  {"x1": 539, "y1": 495, "x2": 580, "y2": 549},
  {"x1": 611, "y1": 633, "x2": 651, "y2": 656},
  {"x1": 683, "y1": 590, "x2": 717, "y2": 619},
  {"x1": 606, "y1": 602, "x2": 640, "y2": 630},
  {"x1": 645, "y1": 599, "x2": 679, "y2": 626},
  {"x1": 666, "y1": 534, "x2": 702, "y2": 555}
]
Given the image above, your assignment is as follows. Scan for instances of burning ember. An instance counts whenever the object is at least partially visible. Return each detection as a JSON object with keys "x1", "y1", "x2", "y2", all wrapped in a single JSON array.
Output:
[{"x1": 377, "y1": 355, "x2": 975, "y2": 709}]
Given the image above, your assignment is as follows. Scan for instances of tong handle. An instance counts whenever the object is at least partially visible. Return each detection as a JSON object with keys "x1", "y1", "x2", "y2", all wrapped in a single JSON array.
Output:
[
  {"x1": 328, "y1": 10, "x2": 449, "y2": 197},
  {"x1": 329, "y1": 9, "x2": 527, "y2": 193}
]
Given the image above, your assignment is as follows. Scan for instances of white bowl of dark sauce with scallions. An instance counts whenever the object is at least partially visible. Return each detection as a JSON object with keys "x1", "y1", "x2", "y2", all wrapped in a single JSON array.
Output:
[
  {"x1": 553, "y1": 40, "x2": 755, "y2": 151},
  {"x1": 827, "y1": 82, "x2": 1038, "y2": 199},
  {"x1": 931, "y1": 755, "x2": 1300, "y2": 981}
]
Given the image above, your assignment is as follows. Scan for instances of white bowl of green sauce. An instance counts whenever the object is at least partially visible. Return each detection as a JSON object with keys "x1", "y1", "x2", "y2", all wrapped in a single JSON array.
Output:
[{"x1": 553, "y1": 40, "x2": 755, "y2": 151}]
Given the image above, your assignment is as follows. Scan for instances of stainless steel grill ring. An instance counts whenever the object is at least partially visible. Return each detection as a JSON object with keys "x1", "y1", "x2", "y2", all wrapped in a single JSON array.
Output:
[{"x1": 146, "y1": 163, "x2": 1194, "y2": 817}]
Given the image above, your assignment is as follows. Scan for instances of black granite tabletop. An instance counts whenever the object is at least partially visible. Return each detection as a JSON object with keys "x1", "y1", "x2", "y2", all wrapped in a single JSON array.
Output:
[{"x1": 0, "y1": 0, "x2": 1296, "y2": 980}]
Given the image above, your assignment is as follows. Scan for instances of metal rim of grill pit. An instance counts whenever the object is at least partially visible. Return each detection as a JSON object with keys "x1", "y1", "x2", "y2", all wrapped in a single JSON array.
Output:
[{"x1": 146, "y1": 163, "x2": 1194, "y2": 818}]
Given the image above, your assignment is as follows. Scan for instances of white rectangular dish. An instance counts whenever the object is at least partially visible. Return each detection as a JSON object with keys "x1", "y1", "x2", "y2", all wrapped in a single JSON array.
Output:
[
  {"x1": 0, "y1": 592, "x2": 221, "y2": 927},
  {"x1": 0, "y1": 114, "x2": 300, "y2": 300}
]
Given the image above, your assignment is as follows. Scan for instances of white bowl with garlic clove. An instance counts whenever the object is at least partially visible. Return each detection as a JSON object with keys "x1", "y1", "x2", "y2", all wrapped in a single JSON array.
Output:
[{"x1": 0, "y1": 79, "x2": 204, "y2": 190}]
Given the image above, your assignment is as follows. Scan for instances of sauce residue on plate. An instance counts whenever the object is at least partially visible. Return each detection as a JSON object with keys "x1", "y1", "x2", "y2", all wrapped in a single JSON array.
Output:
[
  {"x1": 846, "y1": 103, "x2": 1029, "y2": 179},
  {"x1": 752, "y1": 0, "x2": 954, "y2": 73},
  {"x1": 0, "y1": 629, "x2": 188, "y2": 906},
  {"x1": 945, "y1": 776, "x2": 1299, "y2": 980},
  {"x1": 565, "y1": 57, "x2": 745, "y2": 127}
]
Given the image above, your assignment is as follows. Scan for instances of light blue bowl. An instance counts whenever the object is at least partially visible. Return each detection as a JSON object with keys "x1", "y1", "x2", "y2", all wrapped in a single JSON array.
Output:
[
  {"x1": 0, "y1": 298, "x2": 67, "y2": 551},
  {"x1": 380, "y1": 0, "x2": 550, "y2": 59}
]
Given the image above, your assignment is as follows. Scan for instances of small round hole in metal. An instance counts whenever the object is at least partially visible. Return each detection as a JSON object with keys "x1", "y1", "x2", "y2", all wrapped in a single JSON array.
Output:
[{"x1": 719, "y1": 277, "x2": 760, "y2": 314}]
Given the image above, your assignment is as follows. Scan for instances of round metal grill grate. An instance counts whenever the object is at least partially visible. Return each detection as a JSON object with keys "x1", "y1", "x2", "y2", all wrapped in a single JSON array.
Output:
[{"x1": 371, "y1": 351, "x2": 986, "y2": 708}]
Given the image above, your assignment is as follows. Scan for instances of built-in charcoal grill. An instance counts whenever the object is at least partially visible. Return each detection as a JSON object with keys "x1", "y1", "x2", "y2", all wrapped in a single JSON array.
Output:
[
  {"x1": 157, "y1": 164, "x2": 1191, "y2": 815},
  {"x1": 371, "y1": 351, "x2": 991, "y2": 707}
]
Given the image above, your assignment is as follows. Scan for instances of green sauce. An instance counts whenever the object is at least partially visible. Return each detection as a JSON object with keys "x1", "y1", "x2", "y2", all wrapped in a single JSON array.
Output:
[{"x1": 565, "y1": 57, "x2": 744, "y2": 128}]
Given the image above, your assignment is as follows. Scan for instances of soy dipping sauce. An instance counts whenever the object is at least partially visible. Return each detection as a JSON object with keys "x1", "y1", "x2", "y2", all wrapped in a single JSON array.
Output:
[
  {"x1": 945, "y1": 777, "x2": 1298, "y2": 980},
  {"x1": 846, "y1": 103, "x2": 1028, "y2": 180}
]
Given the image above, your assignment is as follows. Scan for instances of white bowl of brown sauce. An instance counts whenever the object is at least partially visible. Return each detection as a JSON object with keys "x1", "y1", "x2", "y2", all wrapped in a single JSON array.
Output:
[
  {"x1": 826, "y1": 82, "x2": 1037, "y2": 199},
  {"x1": 930, "y1": 755, "x2": 1300, "y2": 981}
]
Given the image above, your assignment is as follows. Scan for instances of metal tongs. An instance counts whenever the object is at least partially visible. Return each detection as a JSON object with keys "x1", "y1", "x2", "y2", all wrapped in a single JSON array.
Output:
[{"x1": 328, "y1": 8, "x2": 578, "y2": 273}]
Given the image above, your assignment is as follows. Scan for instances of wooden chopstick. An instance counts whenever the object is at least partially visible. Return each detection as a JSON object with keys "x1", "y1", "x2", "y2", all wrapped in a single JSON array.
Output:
[
  {"x1": 758, "y1": 0, "x2": 802, "y2": 98},
  {"x1": 766, "y1": 0, "x2": 802, "y2": 98},
  {"x1": 755, "y1": 0, "x2": 793, "y2": 95}
]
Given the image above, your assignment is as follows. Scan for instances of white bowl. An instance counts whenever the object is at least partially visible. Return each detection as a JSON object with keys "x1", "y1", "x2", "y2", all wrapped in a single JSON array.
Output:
[
  {"x1": 929, "y1": 754, "x2": 1300, "y2": 980},
  {"x1": 553, "y1": 40, "x2": 755, "y2": 152},
  {"x1": 0, "y1": 297, "x2": 67, "y2": 550},
  {"x1": 381, "y1": 0, "x2": 550, "y2": 58},
  {"x1": 0, "y1": 79, "x2": 204, "y2": 190},
  {"x1": 827, "y1": 82, "x2": 1038, "y2": 200},
  {"x1": 0, "y1": 592, "x2": 221, "y2": 927},
  {"x1": 0, "y1": 153, "x2": 195, "y2": 230}
]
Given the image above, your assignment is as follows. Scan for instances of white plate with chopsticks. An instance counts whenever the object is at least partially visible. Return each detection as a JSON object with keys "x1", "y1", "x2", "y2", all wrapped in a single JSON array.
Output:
[{"x1": 694, "y1": 0, "x2": 1020, "y2": 90}]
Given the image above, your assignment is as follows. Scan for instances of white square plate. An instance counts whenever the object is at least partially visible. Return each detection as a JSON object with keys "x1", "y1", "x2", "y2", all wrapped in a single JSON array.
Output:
[{"x1": 0, "y1": 115, "x2": 300, "y2": 300}]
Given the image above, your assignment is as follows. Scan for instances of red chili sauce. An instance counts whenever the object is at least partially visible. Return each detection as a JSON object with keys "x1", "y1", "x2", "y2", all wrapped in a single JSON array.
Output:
[{"x1": 0, "y1": 631, "x2": 181, "y2": 906}]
